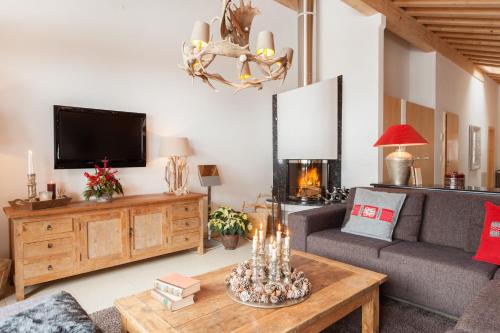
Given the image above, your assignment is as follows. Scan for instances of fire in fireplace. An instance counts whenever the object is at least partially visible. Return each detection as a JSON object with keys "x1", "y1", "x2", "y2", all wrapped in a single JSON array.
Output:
[{"x1": 288, "y1": 160, "x2": 327, "y2": 202}]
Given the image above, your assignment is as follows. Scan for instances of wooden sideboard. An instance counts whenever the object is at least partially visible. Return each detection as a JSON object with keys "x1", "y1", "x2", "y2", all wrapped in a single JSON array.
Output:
[{"x1": 3, "y1": 193, "x2": 205, "y2": 300}]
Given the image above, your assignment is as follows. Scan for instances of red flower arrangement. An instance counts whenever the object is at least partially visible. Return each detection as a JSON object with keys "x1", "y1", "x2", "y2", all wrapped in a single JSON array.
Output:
[{"x1": 83, "y1": 159, "x2": 124, "y2": 201}]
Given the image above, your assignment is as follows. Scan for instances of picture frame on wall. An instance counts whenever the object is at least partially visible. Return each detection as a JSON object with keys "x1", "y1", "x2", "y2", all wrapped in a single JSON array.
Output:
[{"x1": 469, "y1": 125, "x2": 481, "y2": 171}]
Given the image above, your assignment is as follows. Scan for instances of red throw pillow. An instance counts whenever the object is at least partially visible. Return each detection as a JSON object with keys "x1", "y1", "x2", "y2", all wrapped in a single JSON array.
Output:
[{"x1": 474, "y1": 201, "x2": 500, "y2": 265}]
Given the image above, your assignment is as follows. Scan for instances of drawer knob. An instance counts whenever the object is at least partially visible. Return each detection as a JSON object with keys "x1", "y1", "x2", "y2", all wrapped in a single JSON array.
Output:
[
  {"x1": 47, "y1": 265, "x2": 53, "y2": 271},
  {"x1": 184, "y1": 207, "x2": 189, "y2": 212},
  {"x1": 47, "y1": 225, "x2": 53, "y2": 231},
  {"x1": 185, "y1": 222, "x2": 189, "y2": 227},
  {"x1": 185, "y1": 237, "x2": 189, "y2": 241},
  {"x1": 47, "y1": 243, "x2": 53, "y2": 249}
]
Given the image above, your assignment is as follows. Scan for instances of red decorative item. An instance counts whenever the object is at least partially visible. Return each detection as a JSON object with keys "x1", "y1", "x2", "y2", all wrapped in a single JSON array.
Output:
[
  {"x1": 83, "y1": 159, "x2": 124, "y2": 202},
  {"x1": 474, "y1": 201, "x2": 500, "y2": 265},
  {"x1": 373, "y1": 124, "x2": 428, "y2": 147}
]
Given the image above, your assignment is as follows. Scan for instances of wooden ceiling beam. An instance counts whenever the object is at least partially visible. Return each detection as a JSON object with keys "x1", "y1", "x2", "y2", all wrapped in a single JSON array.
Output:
[
  {"x1": 456, "y1": 45, "x2": 500, "y2": 53},
  {"x1": 405, "y1": 8, "x2": 500, "y2": 19},
  {"x1": 393, "y1": 0, "x2": 500, "y2": 8},
  {"x1": 418, "y1": 17, "x2": 500, "y2": 27},
  {"x1": 466, "y1": 55, "x2": 500, "y2": 63},
  {"x1": 445, "y1": 38, "x2": 500, "y2": 47},
  {"x1": 474, "y1": 61, "x2": 500, "y2": 67},
  {"x1": 462, "y1": 51, "x2": 500, "y2": 58},
  {"x1": 428, "y1": 25, "x2": 500, "y2": 35},
  {"x1": 273, "y1": 0, "x2": 299, "y2": 11},
  {"x1": 436, "y1": 32, "x2": 500, "y2": 41}
]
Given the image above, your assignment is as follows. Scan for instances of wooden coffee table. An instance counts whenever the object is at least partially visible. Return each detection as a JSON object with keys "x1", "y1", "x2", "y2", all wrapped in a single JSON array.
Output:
[{"x1": 115, "y1": 251, "x2": 387, "y2": 333}]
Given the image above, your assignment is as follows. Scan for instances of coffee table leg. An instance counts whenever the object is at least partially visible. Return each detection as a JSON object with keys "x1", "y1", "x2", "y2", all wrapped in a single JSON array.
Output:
[{"x1": 362, "y1": 287, "x2": 380, "y2": 333}]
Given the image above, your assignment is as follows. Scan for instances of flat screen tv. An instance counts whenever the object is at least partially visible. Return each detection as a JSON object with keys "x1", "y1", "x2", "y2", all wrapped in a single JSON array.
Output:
[{"x1": 54, "y1": 105, "x2": 146, "y2": 169}]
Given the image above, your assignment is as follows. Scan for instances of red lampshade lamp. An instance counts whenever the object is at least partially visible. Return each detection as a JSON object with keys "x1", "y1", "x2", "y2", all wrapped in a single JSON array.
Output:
[{"x1": 374, "y1": 124, "x2": 428, "y2": 185}]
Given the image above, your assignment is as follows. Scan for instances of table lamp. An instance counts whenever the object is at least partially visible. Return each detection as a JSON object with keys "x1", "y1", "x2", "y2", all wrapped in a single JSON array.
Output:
[
  {"x1": 374, "y1": 124, "x2": 428, "y2": 185},
  {"x1": 159, "y1": 137, "x2": 192, "y2": 195}
]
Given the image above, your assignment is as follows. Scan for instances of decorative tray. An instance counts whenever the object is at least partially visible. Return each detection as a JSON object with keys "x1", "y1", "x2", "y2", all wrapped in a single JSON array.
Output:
[
  {"x1": 8, "y1": 196, "x2": 72, "y2": 211},
  {"x1": 226, "y1": 285, "x2": 310, "y2": 309}
]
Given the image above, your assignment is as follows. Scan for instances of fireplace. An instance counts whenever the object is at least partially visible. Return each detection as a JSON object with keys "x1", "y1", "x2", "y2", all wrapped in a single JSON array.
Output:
[{"x1": 288, "y1": 160, "x2": 326, "y2": 202}]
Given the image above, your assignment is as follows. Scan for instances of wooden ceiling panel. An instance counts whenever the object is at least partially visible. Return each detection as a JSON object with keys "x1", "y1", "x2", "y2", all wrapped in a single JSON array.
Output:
[{"x1": 391, "y1": 0, "x2": 500, "y2": 83}]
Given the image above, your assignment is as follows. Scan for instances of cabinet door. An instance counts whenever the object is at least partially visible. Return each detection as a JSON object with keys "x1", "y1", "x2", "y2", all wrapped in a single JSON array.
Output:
[
  {"x1": 79, "y1": 210, "x2": 129, "y2": 268},
  {"x1": 130, "y1": 206, "x2": 169, "y2": 256}
]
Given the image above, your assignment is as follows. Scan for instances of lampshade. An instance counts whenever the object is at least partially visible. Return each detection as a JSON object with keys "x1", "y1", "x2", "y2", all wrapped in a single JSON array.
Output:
[
  {"x1": 373, "y1": 124, "x2": 428, "y2": 147},
  {"x1": 159, "y1": 137, "x2": 192, "y2": 157},
  {"x1": 256, "y1": 31, "x2": 275, "y2": 57},
  {"x1": 239, "y1": 62, "x2": 252, "y2": 81},
  {"x1": 191, "y1": 21, "x2": 210, "y2": 50}
]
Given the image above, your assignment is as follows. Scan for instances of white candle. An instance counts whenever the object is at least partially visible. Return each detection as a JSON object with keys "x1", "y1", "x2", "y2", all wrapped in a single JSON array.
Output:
[
  {"x1": 284, "y1": 228, "x2": 290, "y2": 251},
  {"x1": 252, "y1": 230, "x2": 258, "y2": 252},
  {"x1": 259, "y1": 223, "x2": 264, "y2": 242},
  {"x1": 268, "y1": 236, "x2": 274, "y2": 255},
  {"x1": 276, "y1": 224, "x2": 282, "y2": 244},
  {"x1": 28, "y1": 150, "x2": 34, "y2": 175},
  {"x1": 271, "y1": 246, "x2": 277, "y2": 261}
]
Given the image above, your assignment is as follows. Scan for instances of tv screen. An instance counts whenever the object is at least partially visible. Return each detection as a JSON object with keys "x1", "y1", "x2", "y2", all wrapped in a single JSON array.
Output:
[{"x1": 54, "y1": 105, "x2": 146, "y2": 169}]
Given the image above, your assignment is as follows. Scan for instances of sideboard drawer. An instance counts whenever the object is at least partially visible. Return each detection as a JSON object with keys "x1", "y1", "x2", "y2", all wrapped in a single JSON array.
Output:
[
  {"x1": 24, "y1": 237, "x2": 73, "y2": 259},
  {"x1": 23, "y1": 218, "x2": 73, "y2": 240},
  {"x1": 172, "y1": 203, "x2": 199, "y2": 220},
  {"x1": 172, "y1": 218, "x2": 200, "y2": 234},
  {"x1": 24, "y1": 256, "x2": 74, "y2": 280},
  {"x1": 172, "y1": 232, "x2": 200, "y2": 248}
]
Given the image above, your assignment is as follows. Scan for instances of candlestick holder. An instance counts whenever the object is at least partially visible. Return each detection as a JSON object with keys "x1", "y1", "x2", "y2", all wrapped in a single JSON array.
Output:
[
  {"x1": 282, "y1": 248, "x2": 291, "y2": 284},
  {"x1": 27, "y1": 174, "x2": 37, "y2": 202}
]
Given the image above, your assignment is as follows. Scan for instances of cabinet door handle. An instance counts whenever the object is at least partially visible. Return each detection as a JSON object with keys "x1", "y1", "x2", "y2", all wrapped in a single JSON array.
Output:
[
  {"x1": 47, "y1": 225, "x2": 53, "y2": 231},
  {"x1": 47, "y1": 243, "x2": 53, "y2": 249},
  {"x1": 47, "y1": 265, "x2": 53, "y2": 271}
]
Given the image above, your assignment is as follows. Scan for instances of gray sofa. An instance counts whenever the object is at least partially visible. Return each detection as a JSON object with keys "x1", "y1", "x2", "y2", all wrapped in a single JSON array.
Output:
[{"x1": 289, "y1": 187, "x2": 500, "y2": 332}]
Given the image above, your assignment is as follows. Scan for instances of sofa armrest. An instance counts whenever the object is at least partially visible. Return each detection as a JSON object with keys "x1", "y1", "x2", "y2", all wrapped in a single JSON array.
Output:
[{"x1": 288, "y1": 204, "x2": 347, "y2": 252}]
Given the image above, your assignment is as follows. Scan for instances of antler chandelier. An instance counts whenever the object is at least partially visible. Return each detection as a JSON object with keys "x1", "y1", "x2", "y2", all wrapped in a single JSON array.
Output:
[{"x1": 180, "y1": 0, "x2": 294, "y2": 93}]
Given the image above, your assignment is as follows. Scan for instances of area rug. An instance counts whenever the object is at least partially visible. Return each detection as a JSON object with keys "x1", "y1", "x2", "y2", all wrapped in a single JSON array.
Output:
[{"x1": 90, "y1": 297, "x2": 457, "y2": 333}]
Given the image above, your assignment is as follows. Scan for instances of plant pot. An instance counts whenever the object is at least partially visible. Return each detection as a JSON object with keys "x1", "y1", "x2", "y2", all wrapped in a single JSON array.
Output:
[
  {"x1": 221, "y1": 235, "x2": 239, "y2": 250},
  {"x1": 96, "y1": 194, "x2": 113, "y2": 203}
]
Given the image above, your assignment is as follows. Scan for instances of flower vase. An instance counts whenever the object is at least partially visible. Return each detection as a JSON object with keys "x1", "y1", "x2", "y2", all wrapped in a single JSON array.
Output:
[
  {"x1": 96, "y1": 194, "x2": 113, "y2": 203},
  {"x1": 221, "y1": 235, "x2": 239, "y2": 250}
]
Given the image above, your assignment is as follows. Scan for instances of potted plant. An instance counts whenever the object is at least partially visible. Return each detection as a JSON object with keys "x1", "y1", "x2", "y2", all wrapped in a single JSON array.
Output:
[
  {"x1": 83, "y1": 160, "x2": 124, "y2": 202},
  {"x1": 208, "y1": 207, "x2": 252, "y2": 250}
]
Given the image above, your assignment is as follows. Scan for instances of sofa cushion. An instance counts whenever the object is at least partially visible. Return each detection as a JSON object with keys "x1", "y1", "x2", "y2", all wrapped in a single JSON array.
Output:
[
  {"x1": 473, "y1": 201, "x2": 500, "y2": 265},
  {"x1": 454, "y1": 279, "x2": 500, "y2": 333},
  {"x1": 344, "y1": 187, "x2": 425, "y2": 242},
  {"x1": 466, "y1": 195, "x2": 500, "y2": 253},
  {"x1": 379, "y1": 241, "x2": 497, "y2": 317},
  {"x1": 0, "y1": 291, "x2": 100, "y2": 333},
  {"x1": 495, "y1": 268, "x2": 500, "y2": 279},
  {"x1": 342, "y1": 188, "x2": 406, "y2": 242},
  {"x1": 307, "y1": 229, "x2": 398, "y2": 270}
]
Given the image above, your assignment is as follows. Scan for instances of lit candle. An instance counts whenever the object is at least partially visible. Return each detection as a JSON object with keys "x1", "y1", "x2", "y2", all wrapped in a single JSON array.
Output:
[
  {"x1": 252, "y1": 229, "x2": 258, "y2": 252},
  {"x1": 271, "y1": 246, "x2": 277, "y2": 262},
  {"x1": 276, "y1": 223, "x2": 282, "y2": 244},
  {"x1": 47, "y1": 180, "x2": 56, "y2": 200},
  {"x1": 259, "y1": 223, "x2": 264, "y2": 242},
  {"x1": 27, "y1": 150, "x2": 34, "y2": 175},
  {"x1": 268, "y1": 236, "x2": 274, "y2": 256},
  {"x1": 284, "y1": 228, "x2": 290, "y2": 250}
]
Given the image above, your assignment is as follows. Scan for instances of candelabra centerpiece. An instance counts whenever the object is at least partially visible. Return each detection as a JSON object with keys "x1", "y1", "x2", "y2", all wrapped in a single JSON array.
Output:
[{"x1": 225, "y1": 224, "x2": 312, "y2": 308}]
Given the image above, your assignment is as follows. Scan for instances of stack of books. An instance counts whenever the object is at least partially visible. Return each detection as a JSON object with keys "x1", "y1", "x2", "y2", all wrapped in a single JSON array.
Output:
[{"x1": 151, "y1": 273, "x2": 201, "y2": 311}]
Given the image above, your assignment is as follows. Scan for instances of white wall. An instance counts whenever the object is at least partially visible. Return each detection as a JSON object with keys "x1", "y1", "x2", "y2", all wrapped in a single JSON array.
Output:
[
  {"x1": 384, "y1": 31, "x2": 436, "y2": 109},
  {"x1": 0, "y1": 0, "x2": 297, "y2": 257},
  {"x1": 317, "y1": 0, "x2": 386, "y2": 187},
  {"x1": 435, "y1": 54, "x2": 498, "y2": 185}
]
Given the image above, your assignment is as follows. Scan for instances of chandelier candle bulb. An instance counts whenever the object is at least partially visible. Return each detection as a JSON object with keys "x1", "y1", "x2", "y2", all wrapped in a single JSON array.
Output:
[
  {"x1": 256, "y1": 31, "x2": 275, "y2": 57},
  {"x1": 239, "y1": 62, "x2": 252, "y2": 81},
  {"x1": 190, "y1": 21, "x2": 210, "y2": 50}
]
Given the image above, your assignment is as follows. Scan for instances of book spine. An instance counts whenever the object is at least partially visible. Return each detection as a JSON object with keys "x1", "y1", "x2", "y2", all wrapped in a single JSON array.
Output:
[
  {"x1": 150, "y1": 290, "x2": 173, "y2": 311},
  {"x1": 154, "y1": 280, "x2": 183, "y2": 297}
]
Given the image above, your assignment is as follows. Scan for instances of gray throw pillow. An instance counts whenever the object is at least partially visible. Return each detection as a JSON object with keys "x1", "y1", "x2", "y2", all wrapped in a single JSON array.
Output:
[{"x1": 341, "y1": 188, "x2": 406, "y2": 242}]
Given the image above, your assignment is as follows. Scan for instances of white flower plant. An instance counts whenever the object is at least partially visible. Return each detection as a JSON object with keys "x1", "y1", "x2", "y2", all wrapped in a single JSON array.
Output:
[{"x1": 208, "y1": 207, "x2": 252, "y2": 236}]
